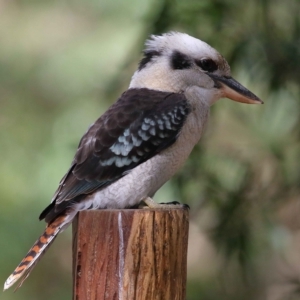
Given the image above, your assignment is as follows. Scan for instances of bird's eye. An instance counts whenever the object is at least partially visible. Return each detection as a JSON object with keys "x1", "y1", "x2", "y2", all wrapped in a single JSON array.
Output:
[{"x1": 195, "y1": 59, "x2": 218, "y2": 72}]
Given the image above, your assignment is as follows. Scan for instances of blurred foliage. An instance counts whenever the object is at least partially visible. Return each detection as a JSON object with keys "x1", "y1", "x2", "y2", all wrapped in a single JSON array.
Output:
[{"x1": 0, "y1": 0, "x2": 300, "y2": 299}]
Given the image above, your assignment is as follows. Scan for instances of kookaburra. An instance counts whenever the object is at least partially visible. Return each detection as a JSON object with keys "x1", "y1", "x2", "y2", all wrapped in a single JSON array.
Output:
[{"x1": 4, "y1": 32, "x2": 262, "y2": 290}]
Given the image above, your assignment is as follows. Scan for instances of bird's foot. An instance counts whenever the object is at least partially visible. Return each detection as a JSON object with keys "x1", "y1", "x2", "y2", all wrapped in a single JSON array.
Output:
[{"x1": 142, "y1": 197, "x2": 189, "y2": 209}]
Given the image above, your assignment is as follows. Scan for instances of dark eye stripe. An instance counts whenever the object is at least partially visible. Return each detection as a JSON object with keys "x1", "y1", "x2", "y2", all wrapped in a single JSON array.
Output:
[
  {"x1": 138, "y1": 50, "x2": 161, "y2": 71},
  {"x1": 195, "y1": 59, "x2": 218, "y2": 72},
  {"x1": 171, "y1": 51, "x2": 192, "y2": 70}
]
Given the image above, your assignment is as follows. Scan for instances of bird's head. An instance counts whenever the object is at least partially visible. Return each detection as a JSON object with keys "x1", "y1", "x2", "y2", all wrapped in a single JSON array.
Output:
[{"x1": 129, "y1": 32, "x2": 262, "y2": 106}]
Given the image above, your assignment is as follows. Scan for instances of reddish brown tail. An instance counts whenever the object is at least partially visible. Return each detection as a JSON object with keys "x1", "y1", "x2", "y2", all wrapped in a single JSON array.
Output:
[{"x1": 4, "y1": 214, "x2": 68, "y2": 291}]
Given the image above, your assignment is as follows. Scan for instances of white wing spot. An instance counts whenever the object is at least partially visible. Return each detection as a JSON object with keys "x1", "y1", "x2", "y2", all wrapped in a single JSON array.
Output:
[
  {"x1": 142, "y1": 123, "x2": 150, "y2": 131},
  {"x1": 115, "y1": 157, "x2": 132, "y2": 167},
  {"x1": 137, "y1": 149, "x2": 144, "y2": 156},
  {"x1": 164, "y1": 119, "x2": 172, "y2": 129},
  {"x1": 138, "y1": 130, "x2": 150, "y2": 141},
  {"x1": 101, "y1": 156, "x2": 117, "y2": 166},
  {"x1": 132, "y1": 135, "x2": 142, "y2": 147},
  {"x1": 124, "y1": 128, "x2": 130, "y2": 136},
  {"x1": 149, "y1": 127, "x2": 156, "y2": 136},
  {"x1": 131, "y1": 155, "x2": 140, "y2": 163},
  {"x1": 110, "y1": 142, "x2": 133, "y2": 156}
]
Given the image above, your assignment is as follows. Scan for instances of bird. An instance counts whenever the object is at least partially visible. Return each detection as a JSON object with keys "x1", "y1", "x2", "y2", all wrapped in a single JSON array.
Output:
[{"x1": 4, "y1": 31, "x2": 263, "y2": 291}]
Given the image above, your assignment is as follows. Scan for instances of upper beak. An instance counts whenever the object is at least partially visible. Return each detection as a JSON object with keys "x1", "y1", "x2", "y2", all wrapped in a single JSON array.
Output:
[{"x1": 209, "y1": 74, "x2": 263, "y2": 104}]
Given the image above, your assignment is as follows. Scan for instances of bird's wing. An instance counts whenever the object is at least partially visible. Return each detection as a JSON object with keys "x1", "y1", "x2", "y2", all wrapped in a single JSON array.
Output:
[{"x1": 40, "y1": 88, "x2": 190, "y2": 221}]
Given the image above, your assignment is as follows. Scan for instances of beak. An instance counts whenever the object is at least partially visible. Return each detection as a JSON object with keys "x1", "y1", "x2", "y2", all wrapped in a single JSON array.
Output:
[{"x1": 209, "y1": 74, "x2": 263, "y2": 104}]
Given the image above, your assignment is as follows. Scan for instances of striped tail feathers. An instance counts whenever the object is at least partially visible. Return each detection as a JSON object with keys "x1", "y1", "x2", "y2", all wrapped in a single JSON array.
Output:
[{"x1": 4, "y1": 214, "x2": 69, "y2": 291}]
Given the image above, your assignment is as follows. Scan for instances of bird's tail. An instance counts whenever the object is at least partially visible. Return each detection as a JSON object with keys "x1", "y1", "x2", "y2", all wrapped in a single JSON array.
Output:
[{"x1": 4, "y1": 213, "x2": 70, "y2": 291}]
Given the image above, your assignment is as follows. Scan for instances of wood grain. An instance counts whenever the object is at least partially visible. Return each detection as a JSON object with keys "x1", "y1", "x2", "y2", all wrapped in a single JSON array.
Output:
[{"x1": 72, "y1": 208, "x2": 189, "y2": 300}]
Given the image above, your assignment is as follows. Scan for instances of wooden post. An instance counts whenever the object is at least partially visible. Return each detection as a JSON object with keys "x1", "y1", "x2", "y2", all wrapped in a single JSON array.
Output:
[{"x1": 72, "y1": 208, "x2": 189, "y2": 300}]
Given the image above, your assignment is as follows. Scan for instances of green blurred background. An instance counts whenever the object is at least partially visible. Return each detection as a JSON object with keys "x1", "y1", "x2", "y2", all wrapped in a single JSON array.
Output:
[{"x1": 1, "y1": 0, "x2": 300, "y2": 299}]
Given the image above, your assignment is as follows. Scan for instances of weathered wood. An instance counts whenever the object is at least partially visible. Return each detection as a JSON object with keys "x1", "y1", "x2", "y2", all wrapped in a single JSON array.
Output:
[{"x1": 72, "y1": 208, "x2": 189, "y2": 300}]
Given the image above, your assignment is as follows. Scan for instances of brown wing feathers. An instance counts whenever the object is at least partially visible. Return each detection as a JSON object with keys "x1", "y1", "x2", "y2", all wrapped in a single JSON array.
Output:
[{"x1": 42, "y1": 89, "x2": 190, "y2": 222}]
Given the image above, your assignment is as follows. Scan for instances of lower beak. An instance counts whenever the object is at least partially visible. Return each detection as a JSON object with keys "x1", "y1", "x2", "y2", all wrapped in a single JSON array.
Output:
[{"x1": 209, "y1": 74, "x2": 263, "y2": 104}]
